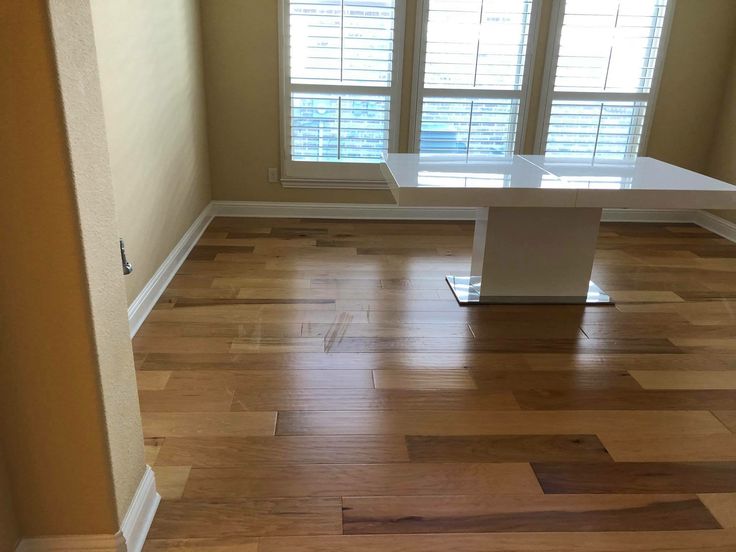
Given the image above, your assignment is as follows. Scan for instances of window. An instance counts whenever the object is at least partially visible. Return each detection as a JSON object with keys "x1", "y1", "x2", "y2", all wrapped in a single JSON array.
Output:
[
  {"x1": 411, "y1": 0, "x2": 540, "y2": 157},
  {"x1": 280, "y1": 0, "x2": 404, "y2": 185},
  {"x1": 538, "y1": 0, "x2": 672, "y2": 160}
]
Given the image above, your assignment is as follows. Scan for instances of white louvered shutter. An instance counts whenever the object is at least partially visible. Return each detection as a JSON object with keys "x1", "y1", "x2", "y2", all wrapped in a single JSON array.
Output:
[
  {"x1": 287, "y1": 0, "x2": 399, "y2": 164},
  {"x1": 542, "y1": 0, "x2": 670, "y2": 160},
  {"x1": 415, "y1": 0, "x2": 537, "y2": 157}
]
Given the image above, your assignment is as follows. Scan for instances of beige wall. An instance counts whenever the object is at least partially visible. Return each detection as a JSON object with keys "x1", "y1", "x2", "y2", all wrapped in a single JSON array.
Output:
[
  {"x1": 0, "y1": 0, "x2": 144, "y2": 538},
  {"x1": 707, "y1": 35, "x2": 736, "y2": 224},
  {"x1": 91, "y1": 0, "x2": 212, "y2": 304},
  {"x1": 648, "y1": 0, "x2": 736, "y2": 172},
  {"x1": 201, "y1": 0, "x2": 736, "y2": 204}
]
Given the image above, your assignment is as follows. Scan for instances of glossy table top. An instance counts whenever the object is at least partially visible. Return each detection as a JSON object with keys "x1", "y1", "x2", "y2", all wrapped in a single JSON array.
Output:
[{"x1": 380, "y1": 154, "x2": 736, "y2": 209}]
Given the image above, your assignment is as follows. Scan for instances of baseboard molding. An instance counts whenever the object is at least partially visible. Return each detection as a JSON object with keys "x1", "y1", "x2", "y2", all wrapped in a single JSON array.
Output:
[
  {"x1": 16, "y1": 466, "x2": 159, "y2": 552},
  {"x1": 696, "y1": 210, "x2": 736, "y2": 242},
  {"x1": 210, "y1": 201, "x2": 702, "y2": 224},
  {"x1": 127, "y1": 205, "x2": 213, "y2": 337},
  {"x1": 119, "y1": 466, "x2": 160, "y2": 552},
  {"x1": 210, "y1": 200, "x2": 477, "y2": 220},
  {"x1": 127, "y1": 200, "x2": 736, "y2": 338}
]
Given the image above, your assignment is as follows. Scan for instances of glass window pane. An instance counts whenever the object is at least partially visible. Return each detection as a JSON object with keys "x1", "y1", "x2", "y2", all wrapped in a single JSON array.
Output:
[
  {"x1": 419, "y1": 97, "x2": 520, "y2": 157},
  {"x1": 545, "y1": 99, "x2": 647, "y2": 160},
  {"x1": 291, "y1": 92, "x2": 390, "y2": 162}
]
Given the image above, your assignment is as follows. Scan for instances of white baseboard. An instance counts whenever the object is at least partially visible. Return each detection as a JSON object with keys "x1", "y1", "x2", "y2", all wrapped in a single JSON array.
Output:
[
  {"x1": 127, "y1": 205, "x2": 213, "y2": 337},
  {"x1": 696, "y1": 210, "x2": 736, "y2": 242},
  {"x1": 119, "y1": 466, "x2": 160, "y2": 552},
  {"x1": 209, "y1": 200, "x2": 476, "y2": 220},
  {"x1": 16, "y1": 466, "x2": 159, "y2": 552}
]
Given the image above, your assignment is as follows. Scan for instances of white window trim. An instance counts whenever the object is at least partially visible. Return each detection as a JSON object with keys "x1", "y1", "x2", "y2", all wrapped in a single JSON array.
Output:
[
  {"x1": 533, "y1": 0, "x2": 677, "y2": 156},
  {"x1": 408, "y1": 0, "x2": 543, "y2": 154},
  {"x1": 278, "y1": 0, "x2": 406, "y2": 189}
]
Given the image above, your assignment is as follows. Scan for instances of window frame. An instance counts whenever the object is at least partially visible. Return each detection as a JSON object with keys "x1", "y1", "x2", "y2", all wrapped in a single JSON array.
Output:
[
  {"x1": 278, "y1": 0, "x2": 406, "y2": 188},
  {"x1": 408, "y1": 0, "x2": 543, "y2": 156},
  {"x1": 534, "y1": 0, "x2": 677, "y2": 157}
]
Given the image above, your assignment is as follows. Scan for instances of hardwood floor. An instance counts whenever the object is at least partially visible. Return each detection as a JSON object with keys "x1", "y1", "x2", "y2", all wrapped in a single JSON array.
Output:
[{"x1": 137, "y1": 217, "x2": 736, "y2": 551}]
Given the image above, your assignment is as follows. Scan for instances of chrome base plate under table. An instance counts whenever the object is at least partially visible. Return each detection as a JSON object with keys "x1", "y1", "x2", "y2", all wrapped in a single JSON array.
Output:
[{"x1": 446, "y1": 276, "x2": 613, "y2": 305}]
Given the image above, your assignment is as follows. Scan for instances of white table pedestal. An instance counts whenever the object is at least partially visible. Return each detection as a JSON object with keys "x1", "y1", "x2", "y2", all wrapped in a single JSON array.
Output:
[{"x1": 447, "y1": 207, "x2": 612, "y2": 305}]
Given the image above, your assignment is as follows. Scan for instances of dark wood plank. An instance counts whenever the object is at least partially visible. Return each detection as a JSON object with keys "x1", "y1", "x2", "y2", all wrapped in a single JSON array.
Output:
[
  {"x1": 406, "y1": 435, "x2": 613, "y2": 463},
  {"x1": 515, "y1": 389, "x2": 736, "y2": 410},
  {"x1": 342, "y1": 494, "x2": 721, "y2": 534},
  {"x1": 532, "y1": 462, "x2": 736, "y2": 494},
  {"x1": 187, "y1": 245, "x2": 255, "y2": 261}
]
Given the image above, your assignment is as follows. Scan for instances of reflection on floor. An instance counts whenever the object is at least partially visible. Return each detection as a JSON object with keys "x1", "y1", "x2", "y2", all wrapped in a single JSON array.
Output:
[{"x1": 135, "y1": 217, "x2": 736, "y2": 551}]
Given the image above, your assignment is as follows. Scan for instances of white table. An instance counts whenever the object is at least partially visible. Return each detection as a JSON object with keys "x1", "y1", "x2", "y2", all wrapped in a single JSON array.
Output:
[{"x1": 380, "y1": 154, "x2": 736, "y2": 305}]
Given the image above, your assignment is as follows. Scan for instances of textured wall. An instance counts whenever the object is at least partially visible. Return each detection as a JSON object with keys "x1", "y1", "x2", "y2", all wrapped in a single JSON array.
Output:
[
  {"x1": 91, "y1": 0, "x2": 212, "y2": 304},
  {"x1": 0, "y1": 0, "x2": 144, "y2": 536},
  {"x1": 707, "y1": 40, "x2": 736, "y2": 224},
  {"x1": 200, "y1": 0, "x2": 736, "y2": 203}
]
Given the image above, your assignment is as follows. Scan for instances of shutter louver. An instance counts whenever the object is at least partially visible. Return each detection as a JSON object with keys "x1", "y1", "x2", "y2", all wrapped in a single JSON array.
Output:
[
  {"x1": 416, "y1": 0, "x2": 536, "y2": 157},
  {"x1": 287, "y1": 0, "x2": 398, "y2": 163},
  {"x1": 543, "y1": 0, "x2": 669, "y2": 160}
]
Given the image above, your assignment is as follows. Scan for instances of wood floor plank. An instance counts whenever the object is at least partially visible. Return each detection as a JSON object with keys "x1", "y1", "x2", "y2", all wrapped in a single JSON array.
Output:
[
  {"x1": 132, "y1": 218, "x2": 736, "y2": 548},
  {"x1": 699, "y1": 494, "x2": 736, "y2": 528},
  {"x1": 142, "y1": 412, "x2": 277, "y2": 438},
  {"x1": 232, "y1": 389, "x2": 519, "y2": 412},
  {"x1": 373, "y1": 370, "x2": 477, "y2": 390},
  {"x1": 514, "y1": 389, "x2": 736, "y2": 411},
  {"x1": 342, "y1": 494, "x2": 720, "y2": 534},
  {"x1": 630, "y1": 370, "x2": 736, "y2": 390},
  {"x1": 163, "y1": 370, "x2": 375, "y2": 392},
  {"x1": 148, "y1": 497, "x2": 341, "y2": 539},
  {"x1": 139, "y1": 388, "x2": 235, "y2": 413},
  {"x1": 156, "y1": 436, "x2": 409, "y2": 467},
  {"x1": 137, "y1": 371, "x2": 172, "y2": 391},
  {"x1": 154, "y1": 466, "x2": 192, "y2": 500},
  {"x1": 714, "y1": 411, "x2": 736, "y2": 433},
  {"x1": 599, "y1": 434, "x2": 736, "y2": 462},
  {"x1": 405, "y1": 435, "x2": 612, "y2": 463},
  {"x1": 143, "y1": 537, "x2": 259, "y2": 551},
  {"x1": 532, "y1": 462, "x2": 736, "y2": 494},
  {"x1": 471, "y1": 370, "x2": 641, "y2": 391},
  {"x1": 275, "y1": 410, "x2": 728, "y2": 437},
  {"x1": 258, "y1": 530, "x2": 736, "y2": 552},
  {"x1": 182, "y1": 464, "x2": 542, "y2": 499}
]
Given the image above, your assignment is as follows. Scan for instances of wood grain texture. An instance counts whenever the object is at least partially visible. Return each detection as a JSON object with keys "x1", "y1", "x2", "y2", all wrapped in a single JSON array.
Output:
[
  {"x1": 155, "y1": 436, "x2": 409, "y2": 467},
  {"x1": 342, "y1": 494, "x2": 720, "y2": 534},
  {"x1": 148, "y1": 497, "x2": 341, "y2": 539},
  {"x1": 132, "y1": 218, "x2": 736, "y2": 546},
  {"x1": 258, "y1": 530, "x2": 736, "y2": 552},
  {"x1": 406, "y1": 435, "x2": 612, "y2": 463},
  {"x1": 182, "y1": 463, "x2": 542, "y2": 498},
  {"x1": 532, "y1": 462, "x2": 736, "y2": 494},
  {"x1": 630, "y1": 370, "x2": 736, "y2": 390}
]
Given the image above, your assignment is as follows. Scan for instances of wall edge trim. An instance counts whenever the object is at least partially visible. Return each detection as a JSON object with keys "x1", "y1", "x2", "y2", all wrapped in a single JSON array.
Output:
[
  {"x1": 696, "y1": 210, "x2": 736, "y2": 242},
  {"x1": 127, "y1": 205, "x2": 214, "y2": 337},
  {"x1": 16, "y1": 466, "x2": 159, "y2": 552}
]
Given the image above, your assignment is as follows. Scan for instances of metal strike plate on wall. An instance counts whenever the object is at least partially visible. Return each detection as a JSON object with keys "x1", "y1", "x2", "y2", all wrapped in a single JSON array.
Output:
[{"x1": 120, "y1": 239, "x2": 133, "y2": 275}]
